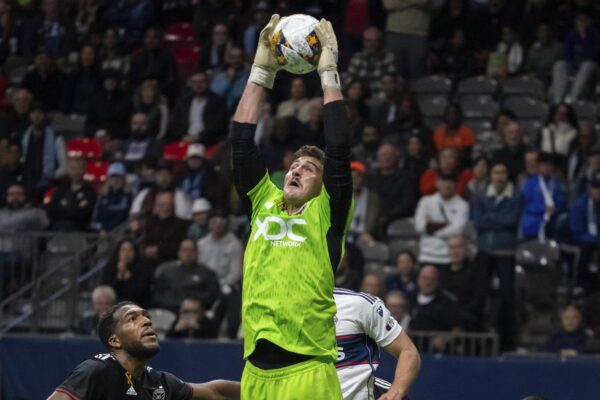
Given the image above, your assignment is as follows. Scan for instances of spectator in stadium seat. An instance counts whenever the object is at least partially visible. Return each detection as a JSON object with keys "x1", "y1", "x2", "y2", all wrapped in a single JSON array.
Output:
[
  {"x1": 567, "y1": 122, "x2": 597, "y2": 191},
  {"x1": 521, "y1": 153, "x2": 565, "y2": 239},
  {"x1": 491, "y1": 120, "x2": 531, "y2": 180},
  {"x1": 368, "y1": 72, "x2": 402, "y2": 127},
  {"x1": 495, "y1": 25, "x2": 524, "y2": 77},
  {"x1": 98, "y1": 27, "x2": 130, "y2": 76},
  {"x1": 472, "y1": 109, "x2": 516, "y2": 160},
  {"x1": 436, "y1": 28, "x2": 473, "y2": 83},
  {"x1": 0, "y1": 88, "x2": 33, "y2": 143},
  {"x1": 568, "y1": 171, "x2": 600, "y2": 290},
  {"x1": 21, "y1": 50, "x2": 65, "y2": 111},
  {"x1": 360, "y1": 273, "x2": 385, "y2": 299},
  {"x1": 167, "y1": 296, "x2": 218, "y2": 339},
  {"x1": 101, "y1": 238, "x2": 152, "y2": 307},
  {"x1": 74, "y1": 285, "x2": 116, "y2": 335},
  {"x1": 384, "y1": 249, "x2": 417, "y2": 296},
  {"x1": 571, "y1": 146, "x2": 600, "y2": 202},
  {"x1": 210, "y1": 46, "x2": 250, "y2": 112},
  {"x1": 85, "y1": 69, "x2": 132, "y2": 139},
  {"x1": 102, "y1": 0, "x2": 155, "y2": 48},
  {"x1": 188, "y1": 197, "x2": 212, "y2": 241},
  {"x1": 47, "y1": 156, "x2": 97, "y2": 231},
  {"x1": 349, "y1": 161, "x2": 381, "y2": 243},
  {"x1": 402, "y1": 134, "x2": 430, "y2": 184},
  {"x1": 152, "y1": 238, "x2": 220, "y2": 313},
  {"x1": 344, "y1": 80, "x2": 371, "y2": 143},
  {"x1": 465, "y1": 156, "x2": 489, "y2": 200},
  {"x1": 351, "y1": 125, "x2": 381, "y2": 171},
  {"x1": 518, "y1": 149, "x2": 540, "y2": 189},
  {"x1": 178, "y1": 144, "x2": 222, "y2": 205},
  {"x1": 91, "y1": 162, "x2": 132, "y2": 232},
  {"x1": 117, "y1": 112, "x2": 162, "y2": 170},
  {"x1": 408, "y1": 265, "x2": 462, "y2": 331},
  {"x1": 526, "y1": 22, "x2": 563, "y2": 83},
  {"x1": 538, "y1": 103, "x2": 578, "y2": 174},
  {"x1": 199, "y1": 22, "x2": 233, "y2": 72},
  {"x1": 133, "y1": 80, "x2": 169, "y2": 139},
  {"x1": 131, "y1": 160, "x2": 192, "y2": 220},
  {"x1": 22, "y1": 0, "x2": 77, "y2": 61},
  {"x1": 0, "y1": 0, "x2": 23, "y2": 65},
  {"x1": 170, "y1": 71, "x2": 229, "y2": 145},
  {"x1": 415, "y1": 173, "x2": 469, "y2": 268},
  {"x1": 365, "y1": 143, "x2": 417, "y2": 222},
  {"x1": 382, "y1": 0, "x2": 430, "y2": 80},
  {"x1": 142, "y1": 191, "x2": 190, "y2": 264},
  {"x1": 242, "y1": 1, "x2": 271, "y2": 58},
  {"x1": 380, "y1": 93, "x2": 428, "y2": 150},
  {"x1": 344, "y1": 26, "x2": 396, "y2": 96},
  {"x1": 21, "y1": 102, "x2": 67, "y2": 195},
  {"x1": 550, "y1": 9, "x2": 600, "y2": 104},
  {"x1": 420, "y1": 147, "x2": 473, "y2": 197},
  {"x1": 75, "y1": 0, "x2": 102, "y2": 36},
  {"x1": 385, "y1": 290, "x2": 411, "y2": 328},
  {"x1": 0, "y1": 183, "x2": 48, "y2": 232},
  {"x1": 0, "y1": 142, "x2": 24, "y2": 206},
  {"x1": 541, "y1": 305, "x2": 589, "y2": 356},
  {"x1": 61, "y1": 44, "x2": 102, "y2": 115},
  {"x1": 433, "y1": 103, "x2": 475, "y2": 158},
  {"x1": 291, "y1": 96, "x2": 325, "y2": 148},
  {"x1": 442, "y1": 235, "x2": 486, "y2": 330},
  {"x1": 276, "y1": 77, "x2": 310, "y2": 122},
  {"x1": 129, "y1": 27, "x2": 178, "y2": 100}
]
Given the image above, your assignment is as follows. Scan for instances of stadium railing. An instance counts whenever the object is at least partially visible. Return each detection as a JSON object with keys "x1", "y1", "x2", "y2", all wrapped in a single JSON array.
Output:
[{"x1": 408, "y1": 330, "x2": 500, "y2": 357}]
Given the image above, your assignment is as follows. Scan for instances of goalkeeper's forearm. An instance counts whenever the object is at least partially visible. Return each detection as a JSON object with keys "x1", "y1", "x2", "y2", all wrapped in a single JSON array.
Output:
[{"x1": 233, "y1": 82, "x2": 264, "y2": 124}]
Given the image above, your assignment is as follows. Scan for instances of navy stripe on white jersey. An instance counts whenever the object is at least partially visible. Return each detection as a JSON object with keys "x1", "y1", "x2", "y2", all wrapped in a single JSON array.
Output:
[{"x1": 333, "y1": 287, "x2": 378, "y2": 304}]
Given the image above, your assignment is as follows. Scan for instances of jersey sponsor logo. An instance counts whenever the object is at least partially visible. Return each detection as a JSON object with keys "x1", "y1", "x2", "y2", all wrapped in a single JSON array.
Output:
[
  {"x1": 153, "y1": 387, "x2": 166, "y2": 400},
  {"x1": 253, "y1": 216, "x2": 307, "y2": 246}
]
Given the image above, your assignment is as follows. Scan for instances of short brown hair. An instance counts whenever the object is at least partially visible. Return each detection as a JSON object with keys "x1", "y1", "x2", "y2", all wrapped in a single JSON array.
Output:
[{"x1": 293, "y1": 145, "x2": 325, "y2": 165}]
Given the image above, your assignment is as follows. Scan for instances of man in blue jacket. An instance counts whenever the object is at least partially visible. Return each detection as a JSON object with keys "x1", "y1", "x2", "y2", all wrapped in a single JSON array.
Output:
[{"x1": 568, "y1": 171, "x2": 600, "y2": 292}]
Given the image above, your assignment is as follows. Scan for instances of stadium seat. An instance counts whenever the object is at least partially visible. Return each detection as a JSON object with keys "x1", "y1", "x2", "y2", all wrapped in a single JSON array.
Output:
[
  {"x1": 417, "y1": 96, "x2": 448, "y2": 130},
  {"x1": 357, "y1": 240, "x2": 390, "y2": 265},
  {"x1": 501, "y1": 75, "x2": 544, "y2": 100},
  {"x1": 460, "y1": 97, "x2": 499, "y2": 120},
  {"x1": 163, "y1": 141, "x2": 189, "y2": 161},
  {"x1": 572, "y1": 100, "x2": 597, "y2": 122},
  {"x1": 8, "y1": 65, "x2": 29, "y2": 86},
  {"x1": 515, "y1": 240, "x2": 561, "y2": 270},
  {"x1": 410, "y1": 75, "x2": 452, "y2": 100},
  {"x1": 147, "y1": 308, "x2": 177, "y2": 338},
  {"x1": 386, "y1": 218, "x2": 418, "y2": 239},
  {"x1": 165, "y1": 23, "x2": 195, "y2": 45},
  {"x1": 67, "y1": 138, "x2": 103, "y2": 160},
  {"x1": 457, "y1": 76, "x2": 498, "y2": 100},
  {"x1": 85, "y1": 160, "x2": 109, "y2": 192},
  {"x1": 388, "y1": 239, "x2": 419, "y2": 261},
  {"x1": 520, "y1": 119, "x2": 543, "y2": 144},
  {"x1": 172, "y1": 45, "x2": 201, "y2": 80},
  {"x1": 51, "y1": 113, "x2": 86, "y2": 139},
  {"x1": 43, "y1": 186, "x2": 56, "y2": 204},
  {"x1": 503, "y1": 97, "x2": 549, "y2": 120},
  {"x1": 466, "y1": 120, "x2": 493, "y2": 136}
]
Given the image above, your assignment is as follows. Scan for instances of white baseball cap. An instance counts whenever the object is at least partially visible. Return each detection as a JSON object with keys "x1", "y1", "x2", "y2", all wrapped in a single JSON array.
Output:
[
  {"x1": 186, "y1": 143, "x2": 205, "y2": 159},
  {"x1": 192, "y1": 198, "x2": 212, "y2": 213}
]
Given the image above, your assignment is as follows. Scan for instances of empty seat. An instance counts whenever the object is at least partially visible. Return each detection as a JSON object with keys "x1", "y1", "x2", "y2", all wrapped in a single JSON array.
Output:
[
  {"x1": 460, "y1": 96, "x2": 500, "y2": 120},
  {"x1": 165, "y1": 23, "x2": 195, "y2": 44},
  {"x1": 411, "y1": 75, "x2": 452, "y2": 98},
  {"x1": 357, "y1": 240, "x2": 390, "y2": 264},
  {"x1": 572, "y1": 100, "x2": 596, "y2": 122},
  {"x1": 520, "y1": 120, "x2": 543, "y2": 144},
  {"x1": 501, "y1": 75, "x2": 544, "y2": 99},
  {"x1": 503, "y1": 97, "x2": 549, "y2": 120},
  {"x1": 172, "y1": 45, "x2": 201, "y2": 80},
  {"x1": 515, "y1": 240, "x2": 561, "y2": 270},
  {"x1": 465, "y1": 120, "x2": 493, "y2": 136},
  {"x1": 51, "y1": 113, "x2": 86, "y2": 138},
  {"x1": 457, "y1": 76, "x2": 498, "y2": 99},
  {"x1": 163, "y1": 141, "x2": 189, "y2": 161},
  {"x1": 387, "y1": 218, "x2": 418, "y2": 239}
]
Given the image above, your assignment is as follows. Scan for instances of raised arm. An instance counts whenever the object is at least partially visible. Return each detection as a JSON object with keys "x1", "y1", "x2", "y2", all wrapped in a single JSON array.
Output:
[{"x1": 232, "y1": 15, "x2": 281, "y2": 214}]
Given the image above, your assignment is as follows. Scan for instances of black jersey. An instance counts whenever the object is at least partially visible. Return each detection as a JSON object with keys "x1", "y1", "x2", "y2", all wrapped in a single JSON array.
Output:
[{"x1": 55, "y1": 353, "x2": 193, "y2": 400}]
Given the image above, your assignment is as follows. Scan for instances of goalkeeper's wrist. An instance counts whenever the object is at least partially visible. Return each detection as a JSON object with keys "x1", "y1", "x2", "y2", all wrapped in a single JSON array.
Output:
[
  {"x1": 249, "y1": 64, "x2": 276, "y2": 89},
  {"x1": 319, "y1": 69, "x2": 340, "y2": 90}
]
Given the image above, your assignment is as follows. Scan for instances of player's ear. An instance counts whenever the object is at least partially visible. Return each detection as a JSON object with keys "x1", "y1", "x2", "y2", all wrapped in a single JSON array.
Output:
[{"x1": 109, "y1": 333, "x2": 122, "y2": 350}]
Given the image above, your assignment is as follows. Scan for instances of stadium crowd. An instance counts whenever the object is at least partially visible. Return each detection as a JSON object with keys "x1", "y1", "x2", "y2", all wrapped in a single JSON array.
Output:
[{"x1": 1, "y1": 0, "x2": 600, "y2": 355}]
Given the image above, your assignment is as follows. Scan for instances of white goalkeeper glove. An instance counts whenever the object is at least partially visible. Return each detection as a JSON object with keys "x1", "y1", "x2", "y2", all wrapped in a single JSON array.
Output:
[
  {"x1": 249, "y1": 14, "x2": 281, "y2": 89},
  {"x1": 314, "y1": 19, "x2": 340, "y2": 90}
]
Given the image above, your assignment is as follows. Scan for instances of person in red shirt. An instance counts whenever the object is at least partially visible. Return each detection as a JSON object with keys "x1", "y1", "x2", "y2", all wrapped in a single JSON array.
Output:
[
  {"x1": 420, "y1": 147, "x2": 473, "y2": 197},
  {"x1": 433, "y1": 103, "x2": 475, "y2": 159}
]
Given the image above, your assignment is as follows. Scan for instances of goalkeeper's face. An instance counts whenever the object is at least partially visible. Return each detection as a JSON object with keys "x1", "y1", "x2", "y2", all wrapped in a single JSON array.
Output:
[{"x1": 283, "y1": 156, "x2": 323, "y2": 207}]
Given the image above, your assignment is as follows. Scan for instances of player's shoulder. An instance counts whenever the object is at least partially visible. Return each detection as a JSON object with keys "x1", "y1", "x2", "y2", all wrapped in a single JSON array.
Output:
[
  {"x1": 333, "y1": 287, "x2": 382, "y2": 306},
  {"x1": 71, "y1": 354, "x2": 116, "y2": 377}
]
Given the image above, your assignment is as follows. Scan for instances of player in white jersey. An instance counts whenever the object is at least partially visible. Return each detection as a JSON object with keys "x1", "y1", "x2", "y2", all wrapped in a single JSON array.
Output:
[{"x1": 334, "y1": 288, "x2": 421, "y2": 400}]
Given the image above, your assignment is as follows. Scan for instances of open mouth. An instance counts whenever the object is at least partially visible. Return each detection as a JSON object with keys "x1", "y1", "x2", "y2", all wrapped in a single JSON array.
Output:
[
  {"x1": 288, "y1": 179, "x2": 301, "y2": 189},
  {"x1": 142, "y1": 329, "x2": 157, "y2": 339}
]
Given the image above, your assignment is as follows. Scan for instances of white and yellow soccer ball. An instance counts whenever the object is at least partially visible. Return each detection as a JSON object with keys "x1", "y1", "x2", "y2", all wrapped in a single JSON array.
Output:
[{"x1": 269, "y1": 14, "x2": 321, "y2": 74}]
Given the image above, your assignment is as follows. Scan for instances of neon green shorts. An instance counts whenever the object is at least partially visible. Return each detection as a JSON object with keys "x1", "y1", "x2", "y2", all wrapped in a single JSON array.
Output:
[{"x1": 241, "y1": 356, "x2": 342, "y2": 400}]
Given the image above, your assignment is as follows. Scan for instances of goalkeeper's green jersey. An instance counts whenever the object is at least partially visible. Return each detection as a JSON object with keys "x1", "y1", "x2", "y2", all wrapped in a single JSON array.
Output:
[{"x1": 242, "y1": 172, "x2": 353, "y2": 362}]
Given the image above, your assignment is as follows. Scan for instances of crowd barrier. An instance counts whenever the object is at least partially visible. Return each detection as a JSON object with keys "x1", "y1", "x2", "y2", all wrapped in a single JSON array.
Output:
[{"x1": 2, "y1": 335, "x2": 599, "y2": 399}]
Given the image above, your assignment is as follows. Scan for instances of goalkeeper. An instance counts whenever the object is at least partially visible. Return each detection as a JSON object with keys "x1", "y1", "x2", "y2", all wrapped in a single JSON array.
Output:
[{"x1": 232, "y1": 15, "x2": 352, "y2": 400}]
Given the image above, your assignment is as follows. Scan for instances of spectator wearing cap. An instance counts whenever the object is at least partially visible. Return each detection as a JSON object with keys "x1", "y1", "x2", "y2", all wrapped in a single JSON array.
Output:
[
  {"x1": 348, "y1": 161, "x2": 381, "y2": 243},
  {"x1": 420, "y1": 147, "x2": 473, "y2": 197},
  {"x1": 197, "y1": 210, "x2": 243, "y2": 338},
  {"x1": 188, "y1": 198, "x2": 212, "y2": 241},
  {"x1": 571, "y1": 146, "x2": 600, "y2": 203},
  {"x1": 130, "y1": 160, "x2": 192, "y2": 220},
  {"x1": 21, "y1": 102, "x2": 67, "y2": 195},
  {"x1": 433, "y1": 103, "x2": 476, "y2": 159},
  {"x1": 568, "y1": 170, "x2": 600, "y2": 290},
  {"x1": 21, "y1": 50, "x2": 65, "y2": 111},
  {"x1": 210, "y1": 46, "x2": 250, "y2": 111},
  {"x1": 521, "y1": 153, "x2": 565, "y2": 240},
  {"x1": 118, "y1": 112, "x2": 163, "y2": 170},
  {"x1": 365, "y1": 143, "x2": 417, "y2": 222},
  {"x1": 179, "y1": 143, "x2": 224, "y2": 206},
  {"x1": 170, "y1": 71, "x2": 229, "y2": 145},
  {"x1": 415, "y1": 173, "x2": 469, "y2": 267},
  {"x1": 491, "y1": 121, "x2": 531, "y2": 181},
  {"x1": 47, "y1": 156, "x2": 97, "y2": 231},
  {"x1": 85, "y1": 69, "x2": 132, "y2": 139},
  {"x1": 351, "y1": 125, "x2": 381, "y2": 171},
  {"x1": 90, "y1": 162, "x2": 132, "y2": 231},
  {"x1": 143, "y1": 191, "x2": 190, "y2": 264}
]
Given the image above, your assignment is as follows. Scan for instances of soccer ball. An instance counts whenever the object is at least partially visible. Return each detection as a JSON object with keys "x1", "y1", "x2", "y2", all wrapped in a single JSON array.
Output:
[{"x1": 270, "y1": 14, "x2": 321, "y2": 74}]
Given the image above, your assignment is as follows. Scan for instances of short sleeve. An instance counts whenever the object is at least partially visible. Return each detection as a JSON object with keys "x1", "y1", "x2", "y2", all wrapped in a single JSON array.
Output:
[
  {"x1": 56, "y1": 359, "x2": 106, "y2": 399},
  {"x1": 246, "y1": 172, "x2": 281, "y2": 219},
  {"x1": 163, "y1": 371, "x2": 193, "y2": 400},
  {"x1": 363, "y1": 299, "x2": 403, "y2": 348}
]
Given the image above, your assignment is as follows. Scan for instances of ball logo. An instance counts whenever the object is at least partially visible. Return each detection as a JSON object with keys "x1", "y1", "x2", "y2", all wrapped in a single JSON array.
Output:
[{"x1": 253, "y1": 216, "x2": 307, "y2": 246}]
